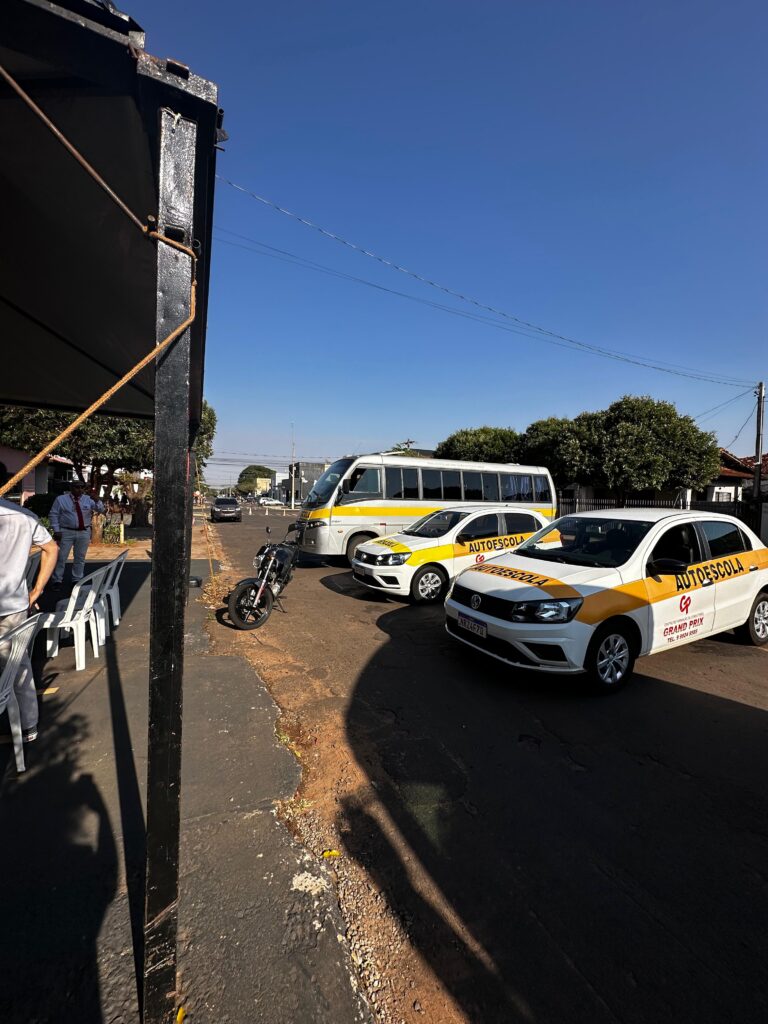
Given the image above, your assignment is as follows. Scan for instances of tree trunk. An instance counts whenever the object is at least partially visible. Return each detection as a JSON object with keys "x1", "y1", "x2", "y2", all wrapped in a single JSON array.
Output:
[{"x1": 91, "y1": 511, "x2": 105, "y2": 544}]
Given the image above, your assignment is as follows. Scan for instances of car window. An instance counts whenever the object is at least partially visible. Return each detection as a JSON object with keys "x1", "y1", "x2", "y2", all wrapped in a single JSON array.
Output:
[
  {"x1": 650, "y1": 523, "x2": 702, "y2": 567},
  {"x1": 460, "y1": 513, "x2": 500, "y2": 540},
  {"x1": 700, "y1": 520, "x2": 751, "y2": 557},
  {"x1": 504, "y1": 512, "x2": 538, "y2": 534}
]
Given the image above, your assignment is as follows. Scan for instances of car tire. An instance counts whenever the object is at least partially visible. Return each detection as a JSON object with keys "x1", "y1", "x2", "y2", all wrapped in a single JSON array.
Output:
[
  {"x1": 346, "y1": 534, "x2": 373, "y2": 565},
  {"x1": 583, "y1": 621, "x2": 636, "y2": 693},
  {"x1": 734, "y1": 591, "x2": 768, "y2": 646},
  {"x1": 410, "y1": 565, "x2": 448, "y2": 604}
]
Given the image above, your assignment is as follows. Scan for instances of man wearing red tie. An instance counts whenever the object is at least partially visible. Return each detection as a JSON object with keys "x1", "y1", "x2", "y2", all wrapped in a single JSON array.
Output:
[{"x1": 49, "y1": 481, "x2": 104, "y2": 588}]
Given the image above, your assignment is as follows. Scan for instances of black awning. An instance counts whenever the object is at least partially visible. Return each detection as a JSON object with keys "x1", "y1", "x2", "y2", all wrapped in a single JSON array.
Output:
[{"x1": 0, "y1": 0, "x2": 220, "y2": 422}]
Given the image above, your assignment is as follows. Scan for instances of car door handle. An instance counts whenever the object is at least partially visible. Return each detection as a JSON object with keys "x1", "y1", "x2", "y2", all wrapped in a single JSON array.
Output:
[
  {"x1": 701, "y1": 578, "x2": 713, "y2": 587},
  {"x1": 749, "y1": 565, "x2": 758, "y2": 572}
]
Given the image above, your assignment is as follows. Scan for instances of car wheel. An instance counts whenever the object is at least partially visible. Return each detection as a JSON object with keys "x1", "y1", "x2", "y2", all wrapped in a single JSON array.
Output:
[
  {"x1": 735, "y1": 591, "x2": 768, "y2": 646},
  {"x1": 584, "y1": 622, "x2": 636, "y2": 692},
  {"x1": 410, "y1": 565, "x2": 448, "y2": 604}
]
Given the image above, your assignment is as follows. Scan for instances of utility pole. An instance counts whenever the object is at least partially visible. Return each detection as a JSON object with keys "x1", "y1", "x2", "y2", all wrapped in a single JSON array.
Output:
[
  {"x1": 754, "y1": 381, "x2": 765, "y2": 500},
  {"x1": 290, "y1": 422, "x2": 296, "y2": 510}
]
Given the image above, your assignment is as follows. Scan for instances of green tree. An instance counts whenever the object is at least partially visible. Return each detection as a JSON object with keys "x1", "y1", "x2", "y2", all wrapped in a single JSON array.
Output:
[
  {"x1": 434, "y1": 426, "x2": 519, "y2": 463},
  {"x1": 192, "y1": 399, "x2": 217, "y2": 470},
  {"x1": 516, "y1": 417, "x2": 584, "y2": 487},
  {"x1": 236, "y1": 464, "x2": 274, "y2": 494},
  {"x1": 579, "y1": 396, "x2": 720, "y2": 502}
]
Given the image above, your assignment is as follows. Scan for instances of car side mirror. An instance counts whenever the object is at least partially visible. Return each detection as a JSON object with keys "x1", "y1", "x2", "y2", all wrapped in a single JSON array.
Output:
[
  {"x1": 647, "y1": 557, "x2": 686, "y2": 579},
  {"x1": 456, "y1": 533, "x2": 470, "y2": 546}
]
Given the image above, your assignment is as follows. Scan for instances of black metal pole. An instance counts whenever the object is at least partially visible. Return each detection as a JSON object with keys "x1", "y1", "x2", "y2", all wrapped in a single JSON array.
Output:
[{"x1": 143, "y1": 107, "x2": 197, "y2": 1024}]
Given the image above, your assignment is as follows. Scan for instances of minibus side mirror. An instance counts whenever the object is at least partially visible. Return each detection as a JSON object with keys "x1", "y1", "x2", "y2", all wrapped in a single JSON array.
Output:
[{"x1": 342, "y1": 480, "x2": 350, "y2": 494}]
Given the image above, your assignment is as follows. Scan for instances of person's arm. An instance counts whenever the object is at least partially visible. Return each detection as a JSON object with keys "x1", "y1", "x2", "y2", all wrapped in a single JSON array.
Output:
[
  {"x1": 28, "y1": 539, "x2": 58, "y2": 608},
  {"x1": 49, "y1": 496, "x2": 62, "y2": 539}
]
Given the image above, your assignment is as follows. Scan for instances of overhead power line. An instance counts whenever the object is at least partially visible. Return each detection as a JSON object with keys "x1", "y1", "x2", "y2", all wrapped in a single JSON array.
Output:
[
  {"x1": 725, "y1": 400, "x2": 758, "y2": 451},
  {"x1": 694, "y1": 388, "x2": 755, "y2": 424},
  {"x1": 216, "y1": 176, "x2": 756, "y2": 389}
]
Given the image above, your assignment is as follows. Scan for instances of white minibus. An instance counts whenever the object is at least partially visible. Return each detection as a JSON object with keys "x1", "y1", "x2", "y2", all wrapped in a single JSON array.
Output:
[{"x1": 294, "y1": 454, "x2": 556, "y2": 562}]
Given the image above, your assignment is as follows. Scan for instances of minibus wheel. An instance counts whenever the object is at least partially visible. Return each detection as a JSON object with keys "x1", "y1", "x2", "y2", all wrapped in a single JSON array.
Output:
[
  {"x1": 410, "y1": 566, "x2": 448, "y2": 603},
  {"x1": 346, "y1": 533, "x2": 373, "y2": 565}
]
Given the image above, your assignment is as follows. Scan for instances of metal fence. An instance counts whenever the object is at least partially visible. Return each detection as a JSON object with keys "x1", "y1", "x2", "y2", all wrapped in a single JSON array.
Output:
[{"x1": 557, "y1": 496, "x2": 763, "y2": 533}]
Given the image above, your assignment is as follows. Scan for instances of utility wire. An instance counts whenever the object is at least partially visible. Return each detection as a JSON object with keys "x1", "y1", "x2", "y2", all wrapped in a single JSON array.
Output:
[
  {"x1": 724, "y1": 400, "x2": 758, "y2": 451},
  {"x1": 216, "y1": 178, "x2": 756, "y2": 389},
  {"x1": 214, "y1": 230, "x2": 754, "y2": 389},
  {"x1": 694, "y1": 388, "x2": 755, "y2": 423}
]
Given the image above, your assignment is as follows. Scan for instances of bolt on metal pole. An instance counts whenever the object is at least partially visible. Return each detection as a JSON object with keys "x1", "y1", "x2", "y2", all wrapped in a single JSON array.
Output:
[{"x1": 754, "y1": 381, "x2": 765, "y2": 499}]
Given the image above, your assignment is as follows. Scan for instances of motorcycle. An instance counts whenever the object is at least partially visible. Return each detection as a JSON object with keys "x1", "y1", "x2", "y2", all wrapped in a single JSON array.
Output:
[{"x1": 227, "y1": 524, "x2": 299, "y2": 630}]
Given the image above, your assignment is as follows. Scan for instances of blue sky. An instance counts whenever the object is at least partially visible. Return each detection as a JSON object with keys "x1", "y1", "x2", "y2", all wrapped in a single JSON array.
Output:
[{"x1": 129, "y1": 1, "x2": 766, "y2": 483}]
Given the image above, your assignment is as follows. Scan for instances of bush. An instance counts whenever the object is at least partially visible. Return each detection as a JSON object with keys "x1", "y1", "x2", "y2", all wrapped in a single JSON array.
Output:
[
  {"x1": 102, "y1": 522, "x2": 123, "y2": 545},
  {"x1": 23, "y1": 492, "x2": 56, "y2": 517}
]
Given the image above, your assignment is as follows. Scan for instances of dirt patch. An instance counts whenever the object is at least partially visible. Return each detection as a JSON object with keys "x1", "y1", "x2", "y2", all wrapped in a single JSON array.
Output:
[{"x1": 200, "y1": 531, "x2": 470, "y2": 1024}]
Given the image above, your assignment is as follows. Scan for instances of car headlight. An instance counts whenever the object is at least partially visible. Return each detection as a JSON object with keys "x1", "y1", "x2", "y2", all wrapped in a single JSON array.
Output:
[
  {"x1": 375, "y1": 552, "x2": 411, "y2": 566},
  {"x1": 508, "y1": 598, "x2": 582, "y2": 623},
  {"x1": 305, "y1": 520, "x2": 326, "y2": 529}
]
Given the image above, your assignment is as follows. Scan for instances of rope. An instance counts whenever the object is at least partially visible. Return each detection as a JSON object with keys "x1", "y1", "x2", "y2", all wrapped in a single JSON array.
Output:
[{"x1": 0, "y1": 62, "x2": 198, "y2": 500}]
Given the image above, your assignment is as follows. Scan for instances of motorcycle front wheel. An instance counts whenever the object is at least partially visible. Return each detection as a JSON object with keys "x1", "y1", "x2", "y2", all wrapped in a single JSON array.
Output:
[{"x1": 228, "y1": 581, "x2": 274, "y2": 630}]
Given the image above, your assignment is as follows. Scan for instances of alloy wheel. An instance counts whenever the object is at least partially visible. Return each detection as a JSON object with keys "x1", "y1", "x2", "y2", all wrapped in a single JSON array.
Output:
[{"x1": 596, "y1": 633, "x2": 630, "y2": 686}]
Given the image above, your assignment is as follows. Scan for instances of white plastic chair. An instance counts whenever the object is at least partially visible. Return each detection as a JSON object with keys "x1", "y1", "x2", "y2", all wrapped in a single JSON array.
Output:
[
  {"x1": 37, "y1": 566, "x2": 107, "y2": 671},
  {"x1": 102, "y1": 550, "x2": 128, "y2": 630},
  {"x1": 0, "y1": 614, "x2": 40, "y2": 773}
]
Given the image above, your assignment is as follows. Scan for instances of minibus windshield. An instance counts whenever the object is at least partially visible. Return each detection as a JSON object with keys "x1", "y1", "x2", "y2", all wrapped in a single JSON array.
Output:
[
  {"x1": 303, "y1": 458, "x2": 354, "y2": 508},
  {"x1": 402, "y1": 510, "x2": 469, "y2": 538},
  {"x1": 516, "y1": 516, "x2": 655, "y2": 568}
]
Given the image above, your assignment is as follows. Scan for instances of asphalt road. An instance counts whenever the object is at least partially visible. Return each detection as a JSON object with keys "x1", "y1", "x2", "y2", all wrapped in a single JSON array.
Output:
[{"x1": 219, "y1": 512, "x2": 768, "y2": 1024}]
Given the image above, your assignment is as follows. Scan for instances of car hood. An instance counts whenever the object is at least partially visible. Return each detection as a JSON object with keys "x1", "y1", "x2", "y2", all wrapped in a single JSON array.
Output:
[
  {"x1": 358, "y1": 532, "x2": 445, "y2": 557},
  {"x1": 454, "y1": 552, "x2": 623, "y2": 601}
]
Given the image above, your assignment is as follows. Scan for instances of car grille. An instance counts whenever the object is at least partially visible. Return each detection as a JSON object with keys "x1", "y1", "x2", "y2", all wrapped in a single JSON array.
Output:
[
  {"x1": 451, "y1": 583, "x2": 511, "y2": 621},
  {"x1": 356, "y1": 550, "x2": 379, "y2": 565},
  {"x1": 446, "y1": 617, "x2": 536, "y2": 667}
]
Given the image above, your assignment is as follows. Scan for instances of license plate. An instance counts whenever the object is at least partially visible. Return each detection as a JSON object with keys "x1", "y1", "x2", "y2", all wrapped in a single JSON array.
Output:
[
  {"x1": 354, "y1": 567, "x2": 370, "y2": 580},
  {"x1": 457, "y1": 613, "x2": 487, "y2": 638}
]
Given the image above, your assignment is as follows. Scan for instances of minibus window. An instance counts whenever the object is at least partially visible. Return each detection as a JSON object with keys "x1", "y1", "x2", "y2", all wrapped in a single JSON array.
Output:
[
  {"x1": 422, "y1": 469, "x2": 442, "y2": 500},
  {"x1": 442, "y1": 471, "x2": 461, "y2": 500},
  {"x1": 403, "y1": 468, "x2": 420, "y2": 499},
  {"x1": 516, "y1": 475, "x2": 533, "y2": 502},
  {"x1": 385, "y1": 467, "x2": 403, "y2": 499},
  {"x1": 500, "y1": 474, "x2": 519, "y2": 501},
  {"x1": 462, "y1": 471, "x2": 482, "y2": 501},
  {"x1": 534, "y1": 475, "x2": 551, "y2": 503},
  {"x1": 482, "y1": 473, "x2": 500, "y2": 502},
  {"x1": 349, "y1": 466, "x2": 382, "y2": 498}
]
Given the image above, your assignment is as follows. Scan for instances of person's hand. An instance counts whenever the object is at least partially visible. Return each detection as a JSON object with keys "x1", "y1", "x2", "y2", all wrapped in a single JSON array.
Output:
[{"x1": 28, "y1": 586, "x2": 43, "y2": 609}]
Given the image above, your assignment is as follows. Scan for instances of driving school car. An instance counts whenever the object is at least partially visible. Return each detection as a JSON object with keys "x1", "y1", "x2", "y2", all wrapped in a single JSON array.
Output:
[
  {"x1": 352, "y1": 506, "x2": 548, "y2": 603},
  {"x1": 445, "y1": 508, "x2": 768, "y2": 690}
]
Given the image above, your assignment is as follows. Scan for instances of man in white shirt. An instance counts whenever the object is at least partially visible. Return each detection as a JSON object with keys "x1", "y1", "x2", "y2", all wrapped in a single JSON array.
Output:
[
  {"x1": 0, "y1": 488, "x2": 59, "y2": 742},
  {"x1": 49, "y1": 481, "x2": 104, "y2": 587}
]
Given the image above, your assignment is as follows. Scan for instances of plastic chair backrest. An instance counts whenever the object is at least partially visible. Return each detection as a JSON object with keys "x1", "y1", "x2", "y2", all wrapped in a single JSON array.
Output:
[
  {"x1": 103, "y1": 550, "x2": 128, "y2": 593},
  {"x1": 0, "y1": 615, "x2": 40, "y2": 712},
  {"x1": 59, "y1": 566, "x2": 109, "y2": 621}
]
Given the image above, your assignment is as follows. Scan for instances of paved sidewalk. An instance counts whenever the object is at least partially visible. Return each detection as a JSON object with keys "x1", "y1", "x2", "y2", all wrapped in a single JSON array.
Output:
[{"x1": 0, "y1": 561, "x2": 369, "y2": 1024}]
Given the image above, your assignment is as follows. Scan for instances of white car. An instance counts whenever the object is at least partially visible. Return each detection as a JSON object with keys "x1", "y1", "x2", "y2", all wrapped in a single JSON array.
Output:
[
  {"x1": 352, "y1": 506, "x2": 549, "y2": 603},
  {"x1": 445, "y1": 508, "x2": 768, "y2": 690},
  {"x1": 258, "y1": 496, "x2": 284, "y2": 507}
]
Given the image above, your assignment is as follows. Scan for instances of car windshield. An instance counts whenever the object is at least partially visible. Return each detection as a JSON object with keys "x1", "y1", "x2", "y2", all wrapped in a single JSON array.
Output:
[
  {"x1": 303, "y1": 458, "x2": 354, "y2": 508},
  {"x1": 516, "y1": 516, "x2": 655, "y2": 568},
  {"x1": 216, "y1": 498, "x2": 238, "y2": 507},
  {"x1": 402, "y1": 510, "x2": 469, "y2": 538}
]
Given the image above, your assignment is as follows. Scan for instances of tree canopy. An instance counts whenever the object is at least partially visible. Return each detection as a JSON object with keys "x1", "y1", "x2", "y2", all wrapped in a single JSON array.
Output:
[
  {"x1": 236, "y1": 464, "x2": 274, "y2": 494},
  {"x1": 435, "y1": 397, "x2": 720, "y2": 500},
  {"x1": 0, "y1": 396, "x2": 218, "y2": 490},
  {"x1": 434, "y1": 426, "x2": 519, "y2": 463}
]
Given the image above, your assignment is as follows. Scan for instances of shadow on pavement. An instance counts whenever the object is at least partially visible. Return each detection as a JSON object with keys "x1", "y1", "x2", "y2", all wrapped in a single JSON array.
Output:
[
  {"x1": 342, "y1": 603, "x2": 768, "y2": 1023},
  {"x1": 0, "y1": 694, "x2": 117, "y2": 1023}
]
